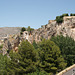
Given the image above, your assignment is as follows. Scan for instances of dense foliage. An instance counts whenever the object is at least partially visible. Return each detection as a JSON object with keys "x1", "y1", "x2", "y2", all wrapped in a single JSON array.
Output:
[
  {"x1": 21, "y1": 27, "x2": 26, "y2": 32},
  {"x1": 38, "y1": 39, "x2": 66, "y2": 74},
  {"x1": 56, "y1": 16, "x2": 63, "y2": 23},
  {"x1": 6, "y1": 50, "x2": 20, "y2": 75},
  {"x1": 1, "y1": 35, "x2": 75, "y2": 74},
  {"x1": 18, "y1": 40, "x2": 38, "y2": 74},
  {"x1": 20, "y1": 27, "x2": 26, "y2": 35},
  {"x1": 27, "y1": 70, "x2": 49, "y2": 75},
  {"x1": 0, "y1": 54, "x2": 8, "y2": 75},
  {"x1": 0, "y1": 45, "x2": 3, "y2": 53},
  {"x1": 32, "y1": 40, "x2": 38, "y2": 49},
  {"x1": 51, "y1": 35, "x2": 75, "y2": 67},
  {"x1": 6, "y1": 40, "x2": 38, "y2": 75}
]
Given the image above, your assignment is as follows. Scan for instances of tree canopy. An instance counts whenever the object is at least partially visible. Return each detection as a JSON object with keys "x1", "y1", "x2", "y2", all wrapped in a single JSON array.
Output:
[
  {"x1": 51, "y1": 35, "x2": 75, "y2": 66},
  {"x1": 21, "y1": 27, "x2": 26, "y2": 32},
  {"x1": 38, "y1": 39, "x2": 66, "y2": 74},
  {"x1": 6, "y1": 40, "x2": 38, "y2": 75}
]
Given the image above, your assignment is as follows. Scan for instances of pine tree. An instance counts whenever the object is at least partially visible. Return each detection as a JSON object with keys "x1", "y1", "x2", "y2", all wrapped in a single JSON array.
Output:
[
  {"x1": 39, "y1": 39, "x2": 66, "y2": 74},
  {"x1": 6, "y1": 50, "x2": 20, "y2": 75},
  {"x1": 0, "y1": 54, "x2": 9, "y2": 75},
  {"x1": 18, "y1": 40, "x2": 38, "y2": 74},
  {"x1": 32, "y1": 40, "x2": 38, "y2": 49},
  {"x1": 7, "y1": 40, "x2": 38, "y2": 75}
]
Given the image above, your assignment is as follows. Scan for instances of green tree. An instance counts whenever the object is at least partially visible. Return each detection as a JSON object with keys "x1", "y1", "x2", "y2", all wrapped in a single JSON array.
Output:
[
  {"x1": 0, "y1": 54, "x2": 9, "y2": 75},
  {"x1": 27, "y1": 26, "x2": 34, "y2": 32},
  {"x1": 18, "y1": 40, "x2": 38, "y2": 74},
  {"x1": 70, "y1": 13, "x2": 75, "y2": 16},
  {"x1": 51, "y1": 35, "x2": 75, "y2": 66},
  {"x1": 27, "y1": 70, "x2": 49, "y2": 75},
  {"x1": 0, "y1": 45, "x2": 3, "y2": 53},
  {"x1": 32, "y1": 40, "x2": 38, "y2": 49},
  {"x1": 0, "y1": 45, "x2": 3, "y2": 49},
  {"x1": 21, "y1": 27, "x2": 26, "y2": 32},
  {"x1": 7, "y1": 40, "x2": 38, "y2": 75},
  {"x1": 39, "y1": 39, "x2": 66, "y2": 74},
  {"x1": 6, "y1": 50, "x2": 20, "y2": 75}
]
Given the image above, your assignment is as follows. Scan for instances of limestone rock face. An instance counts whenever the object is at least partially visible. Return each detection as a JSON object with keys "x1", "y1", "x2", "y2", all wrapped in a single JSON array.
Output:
[
  {"x1": 2, "y1": 38, "x2": 12, "y2": 55},
  {"x1": 22, "y1": 16, "x2": 75, "y2": 43},
  {"x1": 2, "y1": 35, "x2": 21, "y2": 55}
]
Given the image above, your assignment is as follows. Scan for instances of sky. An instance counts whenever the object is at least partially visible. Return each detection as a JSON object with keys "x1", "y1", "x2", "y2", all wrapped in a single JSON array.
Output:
[{"x1": 0, "y1": 0, "x2": 75, "y2": 29}]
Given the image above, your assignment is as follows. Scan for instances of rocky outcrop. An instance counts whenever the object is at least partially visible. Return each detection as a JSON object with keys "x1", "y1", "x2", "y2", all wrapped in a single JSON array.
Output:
[
  {"x1": 2, "y1": 35, "x2": 21, "y2": 55},
  {"x1": 22, "y1": 16, "x2": 75, "y2": 43},
  {"x1": 1, "y1": 16, "x2": 75, "y2": 55},
  {"x1": 2, "y1": 38, "x2": 12, "y2": 55}
]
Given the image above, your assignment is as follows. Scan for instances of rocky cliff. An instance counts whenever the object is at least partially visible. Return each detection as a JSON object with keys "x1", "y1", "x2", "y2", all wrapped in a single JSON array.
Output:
[
  {"x1": 23, "y1": 16, "x2": 75, "y2": 43},
  {"x1": 1, "y1": 16, "x2": 75, "y2": 55}
]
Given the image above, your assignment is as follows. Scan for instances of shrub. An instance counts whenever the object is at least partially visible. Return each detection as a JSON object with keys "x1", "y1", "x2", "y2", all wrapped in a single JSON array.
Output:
[
  {"x1": 21, "y1": 27, "x2": 26, "y2": 32},
  {"x1": 56, "y1": 13, "x2": 69, "y2": 23},
  {"x1": 56, "y1": 16, "x2": 63, "y2": 23}
]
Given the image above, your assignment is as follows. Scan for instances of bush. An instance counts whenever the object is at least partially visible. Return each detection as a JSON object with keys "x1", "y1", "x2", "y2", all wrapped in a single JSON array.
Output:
[
  {"x1": 56, "y1": 13, "x2": 69, "y2": 23},
  {"x1": 21, "y1": 27, "x2": 26, "y2": 32},
  {"x1": 62, "y1": 13, "x2": 69, "y2": 17},
  {"x1": 7, "y1": 40, "x2": 38, "y2": 75},
  {"x1": 56, "y1": 16, "x2": 63, "y2": 23},
  {"x1": 70, "y1": 13, "x2": 75, "y2": 16}
]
